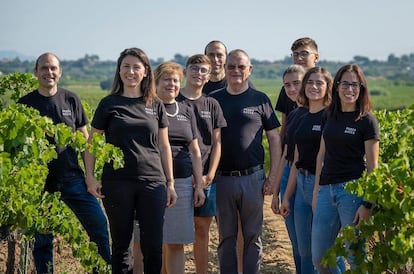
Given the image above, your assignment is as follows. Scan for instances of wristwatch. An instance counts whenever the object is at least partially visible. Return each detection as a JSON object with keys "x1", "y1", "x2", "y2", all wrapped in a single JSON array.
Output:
[{"x1": 361, "y1": 201, "x2": 373, "y2": 209}]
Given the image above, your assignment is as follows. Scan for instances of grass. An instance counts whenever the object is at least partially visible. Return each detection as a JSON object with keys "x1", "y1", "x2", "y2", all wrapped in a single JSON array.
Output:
[{"x1": 59, "y1": 78, "x2": 414, "y2": 111}]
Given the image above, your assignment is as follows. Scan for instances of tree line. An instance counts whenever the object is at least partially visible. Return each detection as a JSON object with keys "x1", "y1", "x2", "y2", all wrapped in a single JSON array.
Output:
[{"x1": 1, "y1": 52, "x2": 413, "y2": 90}]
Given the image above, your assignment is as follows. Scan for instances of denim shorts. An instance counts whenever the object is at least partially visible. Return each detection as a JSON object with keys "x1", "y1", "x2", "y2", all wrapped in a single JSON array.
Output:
[{"x1": 194, "y1": 182, "x2": 216, "y2": 217}]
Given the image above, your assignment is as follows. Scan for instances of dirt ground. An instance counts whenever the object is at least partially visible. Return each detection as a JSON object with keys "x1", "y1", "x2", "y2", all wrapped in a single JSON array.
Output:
[{"x1": 0, "y1": 196, "x2": 295, "y2": 273}]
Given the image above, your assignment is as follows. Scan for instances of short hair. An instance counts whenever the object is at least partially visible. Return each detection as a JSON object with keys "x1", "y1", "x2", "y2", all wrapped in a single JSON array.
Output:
[
  {"x1": 154, "y1": 61, "x2": 183, "y2": 85},
  {"x1": 185, "y1": 54, "x2": 211, "y2": 68},
  {"x1": 227, "y1": 49, "x2": 250, "y2": 63},
  {"x1": 291, "y1": 37, "x2": 318, "y2": 52},
  {"x1": 282, "y1": 64, "x2": 306, "y2": 79},
  {"x1": 297, "y1": 66, "x2": 332, "y2": 108},
  {"x1": 329, "y1": 64, "x2": 372, "y2": 120},
  {"x1": 111, "y1": 47, "x2": 156, "y2": 105},
  {"x1": 34, "y1": 52, "x2": 61, "y2": 71},
  {"x1": 204, "y1": 40, "x2": 228, "y2": 55}
]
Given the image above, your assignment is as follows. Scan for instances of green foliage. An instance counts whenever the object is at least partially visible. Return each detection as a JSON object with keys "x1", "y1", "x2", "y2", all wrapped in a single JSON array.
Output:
[
  {"x1": 0, "y1": 72, "x2": 38, "y2": 108},
  {"x1": 0, "y1": 72, "x2": 124, "y2": 273},
  {"x1": 323, "y1": 106, "x2": 414, "y2": 273}
]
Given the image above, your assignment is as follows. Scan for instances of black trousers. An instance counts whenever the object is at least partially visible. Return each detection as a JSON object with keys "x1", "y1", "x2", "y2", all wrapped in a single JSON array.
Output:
[{"x1": 102, "y1": 180, "x2": 166, "y2": 274}]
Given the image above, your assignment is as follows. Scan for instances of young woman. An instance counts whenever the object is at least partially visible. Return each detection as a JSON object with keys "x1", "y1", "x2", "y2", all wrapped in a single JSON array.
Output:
[
  {"x1": 280, "y1": 67, "x2": 333, "y2": 274},
  {"x1": 271, "y1": 64, "x2": 306, "y2": 273},
  {"x1": 311, "y1": 64, "x2": 380, "y2": 273},
  {"x1": 84, "y1": 47, "x2": 176, "y2": 274}
]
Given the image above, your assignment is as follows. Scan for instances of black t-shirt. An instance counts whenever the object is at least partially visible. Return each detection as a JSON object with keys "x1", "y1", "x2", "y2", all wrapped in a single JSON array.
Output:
[
  {"x1": 91, "y1": 95, "x2": 169, "y2": 182},
  {"x1": 18, "y1": 88, "x2": 87, "y2": 191},
  {"x1": 275, "y1": 86, "x2": 297, "y2": 116},
  {"x1": 284, "y1": 107, "x2": 308, "y2": 162},
  {"x1": 320, "y1": 111, "x2": 380, "y2": 185},
  {"x1": 202, "y1": 79, "x2": 227, "y2": 96},
  {"x1": 210, "y1": 87, "x2": 281, "y2": 171},
  {"x1": 294, "y1": 109, "x2": 326, "y2": 174},
  {"x1": 176, "y1": 93, "x2": 227, "y2": 175},
  {"x1": 165, "y1": 101, "x2": 198, "y2": 178}
]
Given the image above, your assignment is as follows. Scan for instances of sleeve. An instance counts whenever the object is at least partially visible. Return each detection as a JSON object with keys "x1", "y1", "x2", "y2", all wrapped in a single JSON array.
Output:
[
  {"x1": 275, "y1": 86, "x2": 288, "y2": 113},
  {"x1": 262, "y1": 93, "x2": 281, "y2": 131},
  {"x1": 157, "y1": 100, "x2": 169, "y2": 128},
  {"x1": 73, "y1": 93, "x2": 88, "y2": 128},
  {"x1": 91, "y1": 97, "x2": 109, "y2": 130},
  {"x1": 363, "y1": 113, "x2": 380, "y2": 141},
  {"x1": 211, "y1": 97, "x2": 227, "y2": 129}
]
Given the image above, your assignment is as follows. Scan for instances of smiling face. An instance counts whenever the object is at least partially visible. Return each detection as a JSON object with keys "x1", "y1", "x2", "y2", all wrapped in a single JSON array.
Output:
[
  {"x1": 305, "y1": 72, "x2": 327, "y2": 103},
  {"x1": 338, "y1": 71, "x2": 361, "y2": 110},
  {"x1": 283, "y1": 71, "x2": 304, "y2": 102},
  {"x1": 34, "y1": 54, "x2": 62, "y2": 92},
  {"x1": 225, "y1": 51, "x2": 252, "y2": 87},
  {"x1": 292, "y1": 45, "x2": 319, "y2": 70},
  {"x1": 156, "y1": 72, "x2": 181, "y2": 103},
  {"x1": 184, "y1": 63, "x2": 210, "y2": 88},
  {"x1": 205, "y1": 41, "x2": 226, "y2": 78},
  {"x1": 119, "y1": 55, "x2": 147, "y2": 91}
]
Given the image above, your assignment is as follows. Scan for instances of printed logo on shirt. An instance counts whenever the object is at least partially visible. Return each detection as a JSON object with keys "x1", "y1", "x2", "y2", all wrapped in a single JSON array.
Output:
[
  {"x1": 177, "y1": 114, "x2": 188, "y2": 121},
  {"x1": 312, "y1": 125, "x2": 321, "y2": 131},
  {"x1": 200, "y1": 111, "x2": 211, "y2": 119},
  {"x1": 344, "y1": 127, "x2": 356, "y2": 135},
  {"x1": 145, "y1": 107, "x2": 156, "y2": 115},
  {"x1": 243, "y1": 108, "x2": 255, "y2": 115},
  {"x1": 62, "y1": 109, "x2": 72, "y2": 116}
]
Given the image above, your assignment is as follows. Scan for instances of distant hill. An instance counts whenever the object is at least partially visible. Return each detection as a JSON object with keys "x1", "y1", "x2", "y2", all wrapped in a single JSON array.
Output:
[{"x1": 0, "y1": 50, "x2": 36, "y2": 61}]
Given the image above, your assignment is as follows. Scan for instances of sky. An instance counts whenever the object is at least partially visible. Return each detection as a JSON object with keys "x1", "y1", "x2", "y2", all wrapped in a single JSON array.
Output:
[{"x1": 1, "y1": 0, "x2": 413, "y2": 62}]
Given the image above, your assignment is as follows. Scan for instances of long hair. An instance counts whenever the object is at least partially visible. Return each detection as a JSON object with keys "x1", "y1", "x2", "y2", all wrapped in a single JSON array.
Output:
[
  {"x1": 111, "y1": 47, "x2": 156, "y2": 105},
  {"x1": 328, "y1": 64, "x2": 371, "y2": 120},
  {"x1": 297, "y1": 67, "x2": 332, "y2": 108}
]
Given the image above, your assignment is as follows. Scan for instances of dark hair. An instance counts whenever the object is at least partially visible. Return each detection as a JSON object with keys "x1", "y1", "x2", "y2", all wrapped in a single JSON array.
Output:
[
  {"x1": 34, "y1": 52, "x2": 61, "y2": 71},
  {"x1": 185, "y1": 54, "x2": 211, "y2": 68},
  {"x1": 328, "y1": 64, "x2": 371, "y2": 120},
  {"x1": 297, "y1": 67, "x2": 332, "y2": 108},
  {"x1": 204, "y1": 40, "x2": 228, "y2": 55},
  {"x1": 291, "y1": 37, "x2": 318, "y2": 52},
  {"x1": 111, "y1": 47, "x2": 156, "y2": 105}
]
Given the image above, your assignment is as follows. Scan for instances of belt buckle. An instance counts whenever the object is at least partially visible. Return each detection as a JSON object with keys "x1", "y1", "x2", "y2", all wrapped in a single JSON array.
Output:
[{"x1": 230, "y1": 170, "x2": 242, "y2": 176}]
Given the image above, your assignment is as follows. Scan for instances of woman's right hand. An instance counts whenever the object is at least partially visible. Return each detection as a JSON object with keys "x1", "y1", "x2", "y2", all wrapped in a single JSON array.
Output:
[
  {"x1": 280, "y1": 199, "x2": 290, "y2": 218},
  {"x1": 85, "y1": 175, "x2": 104, "y2": 199}
]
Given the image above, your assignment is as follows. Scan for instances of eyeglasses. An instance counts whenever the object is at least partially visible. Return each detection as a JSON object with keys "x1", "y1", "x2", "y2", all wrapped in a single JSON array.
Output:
[
  {"x1": 339, "y1": 81, "x2": 361, "y2": 90},
  {"x1": 226, "y1": 64, "x2": 249, "y2": 71},
  {"x1": 189, "y1": 65, "x2": 210, "y2": 75},
  {"x1": 291, "y1": 50, "x2": 315, "y2": 59}
]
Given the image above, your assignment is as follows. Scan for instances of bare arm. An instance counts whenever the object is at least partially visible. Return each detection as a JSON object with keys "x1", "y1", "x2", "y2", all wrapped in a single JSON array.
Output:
[
  {"x1": 264, "y1": 128, "x2": 282, "y2": 195},
  {"x1": 271, "y1": 144, "x2": 287, "y2": 214},
  {"x1": 353, "y1": 138, "x2": 379, "y2": 227},
  {"x1": 158, "y1": 127, "x2": 176, "y2": 208},
  {"x1": 84, "y1": 127, "x2": 105, "y2": 198},
  {"x1": 280, "y1": 145, "x2": 299, "y2": 217},
  {"x1": 204, "y1": 128, "x2": 222, "y2": 187},
  {"x1": 312, "y1": 137, "x2": 326, "y2": 212},
  {"x1": 188, "y1": 138, "x2": 205, "y2": 207}
]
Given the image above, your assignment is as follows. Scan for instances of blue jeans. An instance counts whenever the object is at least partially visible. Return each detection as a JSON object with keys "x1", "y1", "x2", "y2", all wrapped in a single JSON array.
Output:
[
  {"x1": 312, "y1": 182, "x2": 363, "y2": 273},
  {"x1": 33, "y1": 176, "x2": 111, "y2": 274},
  {"x1": 216, "y1": 169, "x2": 265, "y2": 274},
  {"x1": 294, "y1": 173, "x2": 317, "y2": 274},
  {"x1": 279, "y1": 164, "x2": 301, "y2": 273}
]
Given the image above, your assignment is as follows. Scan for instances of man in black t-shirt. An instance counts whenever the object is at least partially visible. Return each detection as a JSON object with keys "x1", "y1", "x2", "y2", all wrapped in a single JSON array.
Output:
[
  {"x1": 18, "y1": 53, "x2": 110, "y2": 274},
  {"x1": 210, "y1": 49, "x2": 282, "y2": 274}
]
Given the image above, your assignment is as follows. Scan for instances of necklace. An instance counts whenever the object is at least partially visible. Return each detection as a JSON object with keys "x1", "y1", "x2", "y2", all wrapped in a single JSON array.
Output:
[{"x1": 166, "y1": 101, "x2": 179, "y2": 117}]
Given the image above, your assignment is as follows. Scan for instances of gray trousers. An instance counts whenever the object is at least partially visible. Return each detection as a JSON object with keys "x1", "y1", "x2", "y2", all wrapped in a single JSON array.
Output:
[{"x1": 216, "y1": 169, "x2": 265, "y2": 274}]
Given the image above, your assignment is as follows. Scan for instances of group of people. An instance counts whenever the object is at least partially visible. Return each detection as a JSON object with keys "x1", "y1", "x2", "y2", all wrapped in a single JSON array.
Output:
[{"x1": 18, "y1": 36, "x2": 379, "y2": 274}]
